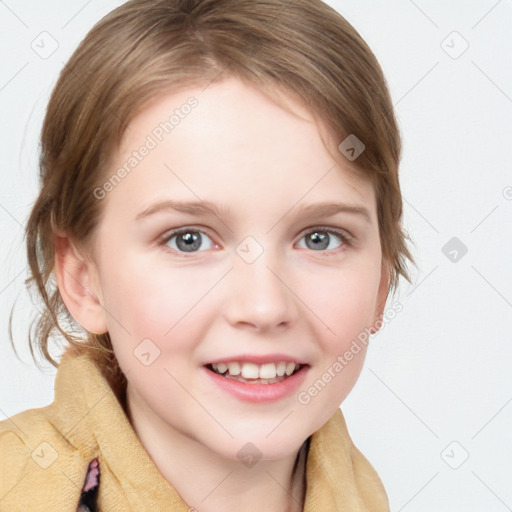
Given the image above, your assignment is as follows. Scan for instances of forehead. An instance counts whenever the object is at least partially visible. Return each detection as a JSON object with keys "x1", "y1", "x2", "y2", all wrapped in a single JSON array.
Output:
[{"x1": 107, "y1": 76, "x2": 375, "y2": 219}]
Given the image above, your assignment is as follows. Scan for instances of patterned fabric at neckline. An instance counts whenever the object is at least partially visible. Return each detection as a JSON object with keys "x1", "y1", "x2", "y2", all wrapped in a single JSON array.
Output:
[{"x1": 76, "y1": 458, "x2": 100, "y2": 511}]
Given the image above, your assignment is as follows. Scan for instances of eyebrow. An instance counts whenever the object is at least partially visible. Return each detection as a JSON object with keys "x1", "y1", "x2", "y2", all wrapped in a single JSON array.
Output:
[
  {"x1": 135, "y1": 199, "x2": 372, "y2": 223},
  {"x1": 293, "y1": 202, "x2": 371, "y2": 223},
  {"x1": 135, "y1": 200, "x2": 233, "y2": 221}
]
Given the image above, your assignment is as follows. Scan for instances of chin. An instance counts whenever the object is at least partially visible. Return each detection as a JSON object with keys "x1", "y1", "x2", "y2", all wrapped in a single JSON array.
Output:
[{"x1": 214, "y1": 432, "x2": 308, "y2": 464}]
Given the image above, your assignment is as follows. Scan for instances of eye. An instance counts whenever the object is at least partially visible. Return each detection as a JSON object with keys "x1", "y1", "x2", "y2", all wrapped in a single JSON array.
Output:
[
  {"x1": 297, "y1": 227, "x2": 350, "y2": 252},
  {"x1": 158, "y1": 226, "x2": 351, "y2": 255},
  {"x1": 160, "y1": 228, "x2": 216, "y2": 253}
]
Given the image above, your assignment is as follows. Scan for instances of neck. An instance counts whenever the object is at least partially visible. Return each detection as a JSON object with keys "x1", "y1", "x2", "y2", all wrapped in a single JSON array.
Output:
[{"x1": 126, "y1": 385, "x2": 308, "y2": 512}]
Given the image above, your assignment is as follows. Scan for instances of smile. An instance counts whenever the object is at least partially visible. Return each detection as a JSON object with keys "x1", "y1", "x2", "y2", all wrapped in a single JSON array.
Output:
[
  {"x1": 207, "y1": 361, "x2": 303, "y2": 384},
  {"x1": 203, "y1": 361, "x2": 310, "y2": 403}
]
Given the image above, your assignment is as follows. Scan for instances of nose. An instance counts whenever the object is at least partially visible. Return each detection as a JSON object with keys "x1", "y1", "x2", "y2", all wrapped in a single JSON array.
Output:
[{"x1": 223, "y1": 247, "x2": 298, "y2": 332}]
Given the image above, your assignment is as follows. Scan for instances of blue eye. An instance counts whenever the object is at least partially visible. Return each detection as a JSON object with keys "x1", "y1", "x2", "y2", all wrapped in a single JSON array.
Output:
[
  {"x1": 297, "y1": 228, "x2": 349, "y2": 251},
  {"x1": 162, "y1": 229, "x2": 215, "y2": 253}
]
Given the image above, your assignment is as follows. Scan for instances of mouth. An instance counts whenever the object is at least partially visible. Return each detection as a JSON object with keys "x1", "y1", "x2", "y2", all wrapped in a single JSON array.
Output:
[{"x1": 204, "y1": 361, "x2": 307, "y2": 385}]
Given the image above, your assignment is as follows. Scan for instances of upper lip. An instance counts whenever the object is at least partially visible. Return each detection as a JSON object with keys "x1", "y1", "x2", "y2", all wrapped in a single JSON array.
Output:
[{"x1": 204, "y1": 354, "x2": 309, "y2": 366}]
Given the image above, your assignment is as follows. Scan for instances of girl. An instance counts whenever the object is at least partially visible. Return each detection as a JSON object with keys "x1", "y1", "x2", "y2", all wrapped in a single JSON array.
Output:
[{"x1": 1, "y1": 0, "x2": 412, "y2": 510}]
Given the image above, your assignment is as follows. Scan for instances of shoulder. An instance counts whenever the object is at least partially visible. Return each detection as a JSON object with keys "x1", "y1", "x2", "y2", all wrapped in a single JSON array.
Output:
[
  {"x1": 0, "y1": 407, "x2": 87, "y2": 511},
  {"x1": 0, "y1": 407, "x2": 47, "y2": 485}
]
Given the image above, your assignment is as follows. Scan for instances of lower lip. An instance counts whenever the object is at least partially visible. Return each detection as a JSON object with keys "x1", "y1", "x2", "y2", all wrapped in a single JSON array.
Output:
[{"x1": 203, "y1": 365, "x2": 309, "y2": 403}]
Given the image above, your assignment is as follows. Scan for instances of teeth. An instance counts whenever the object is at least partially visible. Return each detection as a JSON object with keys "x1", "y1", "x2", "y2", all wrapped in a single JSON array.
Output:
[
  {"x1": 241, "y1": 362, "x2": 259, "y2": 379},
  {"x1": 227, "y1": 362, "x2": 241, "y2": 375},
  {"x1": 285, "y1": 362, "x2": 296, "y2": 376},
  {"x1": 210, "y1": 361, "x2": 302, "y2": 380},
  {"x1": 259, "y1": 363, "x2": 277, "y2": 379}
]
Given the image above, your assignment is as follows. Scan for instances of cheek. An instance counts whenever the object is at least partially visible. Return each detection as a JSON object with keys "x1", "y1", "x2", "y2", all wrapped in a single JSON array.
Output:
[
  {"x1": 307, "y1": 264, "x2": 380, "y2": 346},
  {"x1": 99, "y1": 253, "x2": 220, "y2": 362},
  {"x1": 291, "y1": 269, "x2": 378, "y2": 424},
  {"x1": 304, "y1": 273, "x2": 378, "y2": 409},
  {"x1": 101, "y1": 252, "x2": 195, "y2": 323}
]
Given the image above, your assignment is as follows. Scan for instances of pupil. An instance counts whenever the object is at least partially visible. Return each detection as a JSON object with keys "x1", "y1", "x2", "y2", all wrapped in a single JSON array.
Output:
[
  {"x1": 178, "y1": 232, "x2": 201, "y2": 252},
  {"x1": 308, "y1": 231, "x2": 328, "y2": 250}
]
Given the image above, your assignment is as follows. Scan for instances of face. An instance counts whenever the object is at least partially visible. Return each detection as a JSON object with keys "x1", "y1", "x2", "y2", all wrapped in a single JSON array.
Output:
[{"x1": 87, "y1": 76, "x2": 387, "y2": 461}]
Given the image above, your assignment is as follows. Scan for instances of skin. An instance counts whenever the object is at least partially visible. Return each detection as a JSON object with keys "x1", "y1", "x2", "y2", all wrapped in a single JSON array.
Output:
[{"x1": 55, "y1": 76, "x2": 389, "y2": 512}]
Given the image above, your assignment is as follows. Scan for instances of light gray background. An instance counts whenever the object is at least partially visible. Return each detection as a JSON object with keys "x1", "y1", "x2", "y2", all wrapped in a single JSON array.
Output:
[{"x1": 1, "y1": 1, "x2": 511, "y2": 510}]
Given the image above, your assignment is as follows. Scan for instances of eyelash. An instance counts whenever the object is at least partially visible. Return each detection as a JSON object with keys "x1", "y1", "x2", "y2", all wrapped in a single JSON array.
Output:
[{"x1": 156, "y1": 225, "x2": 353, "y2": 257}]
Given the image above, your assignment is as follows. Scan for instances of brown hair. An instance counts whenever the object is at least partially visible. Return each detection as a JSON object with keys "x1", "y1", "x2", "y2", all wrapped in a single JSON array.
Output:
[{"x1": 14, "y1": 0, "x2": 413, "y2": 394}]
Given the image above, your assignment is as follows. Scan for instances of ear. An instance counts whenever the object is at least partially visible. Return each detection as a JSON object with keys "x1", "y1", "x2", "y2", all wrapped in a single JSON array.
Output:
[
  {"x1": 53, "y1": 232, "x2": 108, "y2": 335},
  {"x1": 368, "y1": 259, "x2": 391, "y2": 335}
]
